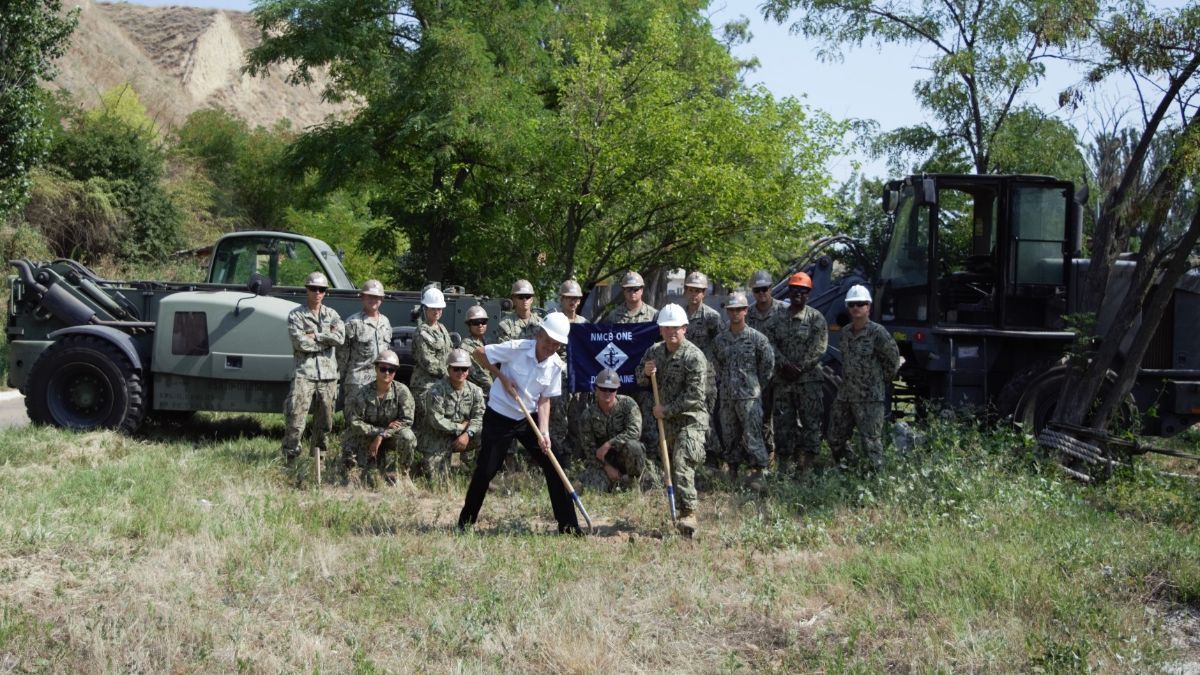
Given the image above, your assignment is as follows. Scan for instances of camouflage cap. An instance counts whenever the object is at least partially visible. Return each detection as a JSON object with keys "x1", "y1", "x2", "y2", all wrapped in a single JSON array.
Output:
[
  {"x1": 595, "y1": 369, "x2": 621, "y2": 390},
  {"x1": 511, "y1": 279, "x2": 534, "y2": 295},
  {"x1": 465, "y1": 305, "x2": 488, "y2": 322},
  {"x1": 360, "y1": 279, "x2": 385, "y2": 297},
  {"x1": 684, "y1": 271, "x2": 708, "y2": 289},
  {"x1": 304, "y1": 271, "x2": 330, "y2": 289},
  {"x1": 621, "y1": 271, "x2": 645, "y2": 288},
  {"x1": 749, "y1": 270, "x2": 773, "y2": 288},
  {"x1": 725, "y1": 291, "x2": 750, "y2": 309},
  {"x1": 375, "y1": 350, "x2": 400, "y2": 368},
  {"x1": 559, "y1": 279, "x2": 583, "y2": 297},
  {"x1": 447, "y1": 348, "x2": 473, "y2": 368}
]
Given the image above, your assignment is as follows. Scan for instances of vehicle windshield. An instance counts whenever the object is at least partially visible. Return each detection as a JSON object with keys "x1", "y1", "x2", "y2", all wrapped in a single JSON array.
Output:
[
  {"x1": 880, "y1": 188, "x2": 929, "y2": 289},
  {"x1": 209, "y1": 235, "x2": 344, "y2": 288}
]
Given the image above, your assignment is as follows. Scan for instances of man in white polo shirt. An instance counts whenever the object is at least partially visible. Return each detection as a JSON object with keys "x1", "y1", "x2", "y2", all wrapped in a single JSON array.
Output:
[{"x1": 457, "y1": 312, "x2": 582, "y2": 534}]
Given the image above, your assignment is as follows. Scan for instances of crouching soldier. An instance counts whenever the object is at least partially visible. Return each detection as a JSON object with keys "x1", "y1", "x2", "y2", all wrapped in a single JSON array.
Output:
[
  {"x1": 342, "y1": 350, "x2": 417, "y2": 487},
  {"x1": 418, "y1": 349, "x2": 486, "y2": 480},
  {"x1": 578, "y1": 369, "x2": 652, "y2": 492}
]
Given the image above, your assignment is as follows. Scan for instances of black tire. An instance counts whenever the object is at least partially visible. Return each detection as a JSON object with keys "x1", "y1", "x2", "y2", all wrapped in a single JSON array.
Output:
[
  {"x1": 26, "y1": 335, "x2": 146, "y2": 433},
  {"x1": 999, "y1": 361, "x2": 1137, "y2": 437}
]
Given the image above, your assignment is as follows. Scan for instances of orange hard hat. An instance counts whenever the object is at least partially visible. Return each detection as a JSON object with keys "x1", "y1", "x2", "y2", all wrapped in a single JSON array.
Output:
[{"x1": 787, "y1": 272, "x2": 813, "y2": 289}]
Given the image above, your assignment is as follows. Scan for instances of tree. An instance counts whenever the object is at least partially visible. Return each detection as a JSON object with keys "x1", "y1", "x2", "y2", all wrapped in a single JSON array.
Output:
[
  {"x1": 1052, "y1": 2, "x2": 1200, "y2": 433},
  {"x1": 0, "y1": 0, "x2": 77, "y2": 218},
  {"x1": 763, "y1": 0, "x2": 1098, "y2": 174},
  {"x1": 246, "y1": 0, "x2": 842, "y2": 296}
]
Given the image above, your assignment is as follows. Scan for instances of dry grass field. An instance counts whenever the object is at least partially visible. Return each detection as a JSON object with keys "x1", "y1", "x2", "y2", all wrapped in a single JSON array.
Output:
[{"x1": 0, "y1": 414, "x2": 1197, "y2": 672}]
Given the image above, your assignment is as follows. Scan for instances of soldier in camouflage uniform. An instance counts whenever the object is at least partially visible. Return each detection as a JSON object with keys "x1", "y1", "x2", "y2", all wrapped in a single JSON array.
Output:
[
  {"x1": 605, "y1": 271, "x2": 659, "y2": 448},
  {"x1": 603, "y1": 271, "x2": 658, "y2": 324},
  {"x1": 551, "y1": 279, "x2": 589, "y2": 466},
  {"x1": 338, "y1": 279, "x2": 392, "y2": 401},
  {"x1": 281, "y1": 271, "x2": 345, "y2": 465},
  {"x1": 713, "y1": 291, "x2": 775, "y2": 490},
  {"x1": 829, "y1": 285, "x2": 901, "y2": 471},
  {"x1": 497, "y1": 279, "x2": 542, "y2": 342},
  {"x1": 767, "y1": 272, "x2": 828, "y2": 475},
  {"x1": 342, "y1": 350, "x2": 417, "y2": 487},
  {"x1": 577, "y1": 369, "x2": 649, "y2": 491},
  {"x1": 637, "y1": 304, "x2": 707, "y2": 537},
  {"x1": 683, "y1": 271, "x2": 723, "y2": 465},
  {"x1": 410, "y1": 287, "x2": 454, "y2": 399},
  {"x1": 460, "y1": 305, "x2": 493, "y2": 394},
  {"x1": 748, "y1": 269, "x2": 785, "y2": 459},
  {"x1": 417, "y1": 349, "x2": 485, "y2": 480}
]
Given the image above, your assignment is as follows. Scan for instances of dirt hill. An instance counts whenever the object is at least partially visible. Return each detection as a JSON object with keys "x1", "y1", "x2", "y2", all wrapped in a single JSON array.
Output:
[{"x1": 52, "y1": 0, "x2": 350, "y2": 130}]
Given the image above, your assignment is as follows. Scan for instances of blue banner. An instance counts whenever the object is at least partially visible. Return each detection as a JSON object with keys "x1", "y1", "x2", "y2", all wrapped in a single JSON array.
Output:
[{"x1": 567, "y1": 322, "x2": 660, "y2": 393}]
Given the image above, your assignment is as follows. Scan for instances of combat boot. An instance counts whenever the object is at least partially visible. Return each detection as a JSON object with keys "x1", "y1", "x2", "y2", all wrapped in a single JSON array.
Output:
[
  {"x1": 745, "y1": 467, "x2": 767, "y2": 493},
  {"x1": 676, "y1": 508, "x2": 698, "y2": 538}
]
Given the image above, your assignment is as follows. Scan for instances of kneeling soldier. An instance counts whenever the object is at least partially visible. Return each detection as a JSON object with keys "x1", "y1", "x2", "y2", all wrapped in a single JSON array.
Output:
[
  {"x1": 578, "y1": 369, "x2": 649, "y2": 491},
  {"x1": 418, "y1": 348, "x2": 486, "y2": 480},
  {"x1": 342, "y1": 350, "x2": 417, "y2": 487}
]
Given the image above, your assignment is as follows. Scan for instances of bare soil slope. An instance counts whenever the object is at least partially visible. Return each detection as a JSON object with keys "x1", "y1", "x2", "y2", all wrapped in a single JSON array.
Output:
[{"x1": 53, "y1": 0, "x2": 349, "y2": 130}]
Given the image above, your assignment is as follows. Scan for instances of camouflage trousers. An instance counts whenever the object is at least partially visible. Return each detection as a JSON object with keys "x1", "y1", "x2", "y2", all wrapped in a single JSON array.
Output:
[
  {"x1": 829, "y1": 400, "x2": 886, "y2": 470},
  {"x1": 578, "y1": 439, "x2": 653, "y2": 492},
  {"x1": 664, "y1": 420, "x2": 706, "y2": 512},
  {"x1": 635, "y1": 390, "x2": 658, "y2": 448},
  {"x1": 703, "y1": 373, "x2": 723, "y2": 465},
  {"x1": 773, "y1": 380, "x2": 825, "y2": 460},
  {"x1": 342, "y1": 429, "x2": 417, "y2": 487},
  {"x1": 282, "y1": 377, "x2": 338, "y2": 458},
  {"x1": 718, "y1": 397, "x2": 769, "y2": 469},
  {"x1": 550, "y1": 391, "x2": 587, "y2": 467},
  {"x1": 417, "y1": 434, "x2": 480, "y2": 481}
]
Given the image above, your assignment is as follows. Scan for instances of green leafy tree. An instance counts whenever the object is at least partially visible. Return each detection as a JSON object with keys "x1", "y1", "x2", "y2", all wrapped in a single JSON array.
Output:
[
  {"x1": 0, "y1": 0, "x2": 77, "y2": 217},
  {"x1": 763, "y1": 0, "x2": 1098, "y2": 174}
]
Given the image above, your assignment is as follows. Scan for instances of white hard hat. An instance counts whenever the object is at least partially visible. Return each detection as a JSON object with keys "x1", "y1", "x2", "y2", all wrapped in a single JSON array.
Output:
[
  {"x1": 656, "y1": 303, "x2": 687, "y2": 327},
  {"x1": 360, "y1": 279, "x2": 385, "y2": 297},
  {"x1": 725, "y1": 291, "x2": 749, "y2": 309},
  {"x1": 421, "y1": 287, "x2": 446, "y2": 309},
  {"x1": 447, "y1": 348, "x2": 473, "y2": 368},
  {"x1": 845, "y1": 284, "x2": 872, "y2": 305},
  {"x1": 465, "y1": 305, "x2": 488, "y2": 322},
  {"x1": 541, "y1": 312, "x2": 571, "y2": 344},
  {"x1": 304, "y1": 271, "x2": 330, "y2": 289},
  {"x1": 374, "y1": 350, "x2": 400, "y2": 368}
]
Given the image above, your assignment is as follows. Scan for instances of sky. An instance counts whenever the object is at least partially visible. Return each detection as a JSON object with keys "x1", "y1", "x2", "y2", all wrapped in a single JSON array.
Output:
[{"x1": 99, "y1": 0, "x2": 1170, "y2": 181}]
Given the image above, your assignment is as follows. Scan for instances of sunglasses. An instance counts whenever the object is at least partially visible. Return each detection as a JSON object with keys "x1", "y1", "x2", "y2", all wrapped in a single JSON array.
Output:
[
  {"x1": 596, "y1": 386, "x2": 619, "y2": 393},
  {"x1": 467, "y1": 319, "x2": 488, "y2": 326},
  {"x1": 790, "y1": 288, "x2": 811, "y2": 295},
  {"x1": 753, "y1": 287, "x2": 771, "y2": 293},
  {"x1": 376, "y1": 366, "x2": 398, "y2": 374},
  {"x1": 624, "y1": 286, "x2": 643, "y2": 292},
  {"x1": 306, "y1": 286, "x2": 327, "y2": 293},
  {"x1": 847, "y1": 301, "x2": 870, "y2": 308},
  {"x1": 450, "y1": 366, "x2": 470, "y2": 373},
  {"x1": 513, "y1": 294, "x2": 533, "y2": 300}
]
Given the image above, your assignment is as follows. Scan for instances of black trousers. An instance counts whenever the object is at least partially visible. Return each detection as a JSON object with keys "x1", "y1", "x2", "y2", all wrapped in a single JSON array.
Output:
[{"x1": 458, "y1": 408, "x2": 581, "y2": 533}]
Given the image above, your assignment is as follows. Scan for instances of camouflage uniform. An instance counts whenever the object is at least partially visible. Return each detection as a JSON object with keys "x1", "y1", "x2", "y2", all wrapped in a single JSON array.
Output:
[
  {"x1": 417, "y1": 378, "x2": 485, "y2": 479},
  {"x1": 687, "y1": 302, "x2": 723, "y2": 461},
  {"x1": 460, "y1": 335, "x2": 493, "y2": 393},
  {"x1": 411, "y1": 322, "x2": 453, "y2": 397},
  {"x1": 603, "y1": 302, "x2": 658, "y2": 324},
  {"x1": 747, "y1": 297, "x2": 785, "y2": 457},
  {"x1": 829, "y1": 320, "x2": 900, "y2": 469},
  {"x1": 338, "y1": 312, "x2": 393, "y2": 399},
  {"x1": 282, "y1": 304, "x2": 345, "y2": 459},
  {"x1": 577, "y1": 393, "x2": 648, "y2": 490},
  {"x1": 713, "y1": 326, "x2": 775, "y2": 469},
  {"x1": 747, "y1": 298, "x2": 786, "y2": 333},
  {"x1": 497, "y1": 312, "x2": 541, "y2": 342},
  {"x1": 342, "y1": 380, "x2": 417, "y2": 485},
  {"x1": 767, "y1": 305, "x2": 828, "y2": 462},
  {"x1": 550, "y1": 315, "x2": 589, "y2": 466},
  {"x1": 636, "y1": 339, "x2": 707, "y2": 511}
]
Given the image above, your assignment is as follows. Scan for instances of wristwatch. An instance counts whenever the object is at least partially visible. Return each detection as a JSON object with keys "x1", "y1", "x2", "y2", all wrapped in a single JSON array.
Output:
[{"x1": 466, "y1": 429, "x2": 475, "y2": 439}]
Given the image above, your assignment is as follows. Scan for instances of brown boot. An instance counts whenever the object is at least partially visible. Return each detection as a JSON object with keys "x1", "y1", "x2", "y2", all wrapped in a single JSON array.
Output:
[
  {"x1": 676, "y1": 508, "x2": 698, "y2": 538},
  {"x1": 745, "y1": 467, "x2": 767, "y2": 493}
]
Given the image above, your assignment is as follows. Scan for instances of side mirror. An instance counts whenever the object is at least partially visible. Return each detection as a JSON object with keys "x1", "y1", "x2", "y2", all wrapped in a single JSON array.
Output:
[
  {"x1": 914, "y1": 178, "x2": 937, "y2": 206},
  {"x1": 881, "y1": 188, "x2": 900, "y2": 213},
  {"x1": 247, "y1": 272, "x2": 273, "y2": 296}
]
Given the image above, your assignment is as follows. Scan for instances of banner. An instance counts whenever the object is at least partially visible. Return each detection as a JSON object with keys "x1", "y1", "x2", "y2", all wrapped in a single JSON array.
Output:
[{"x1": 567, "y1": 322, "x2": 659, "y2": 393}]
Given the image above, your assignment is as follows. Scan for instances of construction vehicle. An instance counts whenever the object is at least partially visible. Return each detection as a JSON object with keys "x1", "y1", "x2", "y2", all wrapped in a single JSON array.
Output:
[
  {"x1": 6, "y1": 231, "x2": 499, "y2": 432},
  {"x1": 784, "y1": 174, "x2": 1200, "y2": 438}
]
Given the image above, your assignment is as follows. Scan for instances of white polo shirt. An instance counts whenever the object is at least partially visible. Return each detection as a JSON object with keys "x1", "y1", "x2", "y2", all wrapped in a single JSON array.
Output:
[{"x1": 484, "y1": 339, "x2": 564, "y2": 420}]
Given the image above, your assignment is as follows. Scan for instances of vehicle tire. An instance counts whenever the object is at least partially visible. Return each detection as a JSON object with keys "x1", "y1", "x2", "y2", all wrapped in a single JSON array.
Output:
[
  {"x1": 999, "y1": 361, "x2": 1137, "y2": 436},
  {"x1": 25, "y1": 335, "x2": 146, "y2": 433}
]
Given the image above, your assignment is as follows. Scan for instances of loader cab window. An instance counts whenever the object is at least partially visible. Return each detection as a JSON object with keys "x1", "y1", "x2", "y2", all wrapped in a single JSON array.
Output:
[
  {"x1": 879, "y1": 189, "x2": 931, "y2": 322},
  {"x1": 1003, "y1": 183, "x2": 1070, "y2": 328},
  {"x1": 209, "y1": 236, "x2": 323, "y2": 288},
  {"x1": 935, "y1": 183, "x2": 1000, "y2": 325}
]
